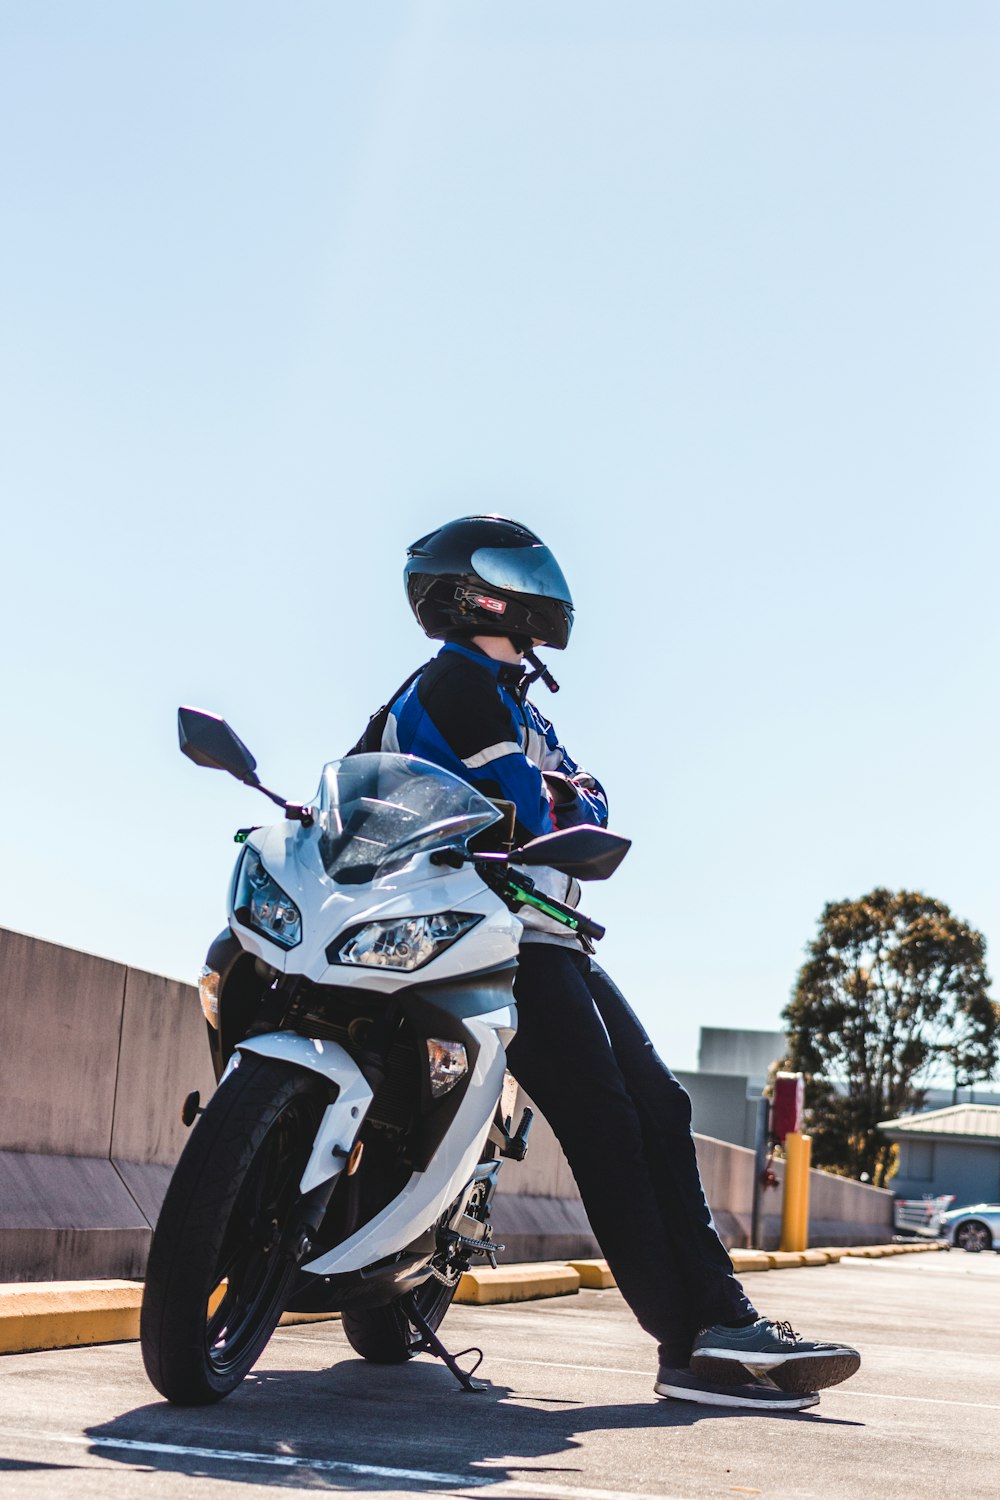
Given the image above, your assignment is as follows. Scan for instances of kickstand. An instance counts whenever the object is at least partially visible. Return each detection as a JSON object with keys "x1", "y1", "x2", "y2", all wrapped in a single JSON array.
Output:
[{"x1": 402, "y1": 1294, "x2": 487, "y2": 1393}]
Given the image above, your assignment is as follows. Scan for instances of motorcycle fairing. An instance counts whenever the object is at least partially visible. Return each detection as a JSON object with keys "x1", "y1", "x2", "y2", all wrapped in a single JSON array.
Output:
[
  {"x1": 301, "y1": 998, "x2": 510, "y2": 1277},
  {"x1": 230, "y1": 829, "x2": 520, "y2": 987}
]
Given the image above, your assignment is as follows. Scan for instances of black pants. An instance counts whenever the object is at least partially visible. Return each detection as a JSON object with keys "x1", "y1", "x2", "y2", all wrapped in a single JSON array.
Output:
[{"x1": 506, "y1": 943, "x2": 757, "y2": 1364}]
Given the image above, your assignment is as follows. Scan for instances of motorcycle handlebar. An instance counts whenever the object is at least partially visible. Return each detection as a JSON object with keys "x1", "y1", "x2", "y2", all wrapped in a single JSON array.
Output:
[{"x1": 434, "y1": 849, "x2": 607, "y2": 941}]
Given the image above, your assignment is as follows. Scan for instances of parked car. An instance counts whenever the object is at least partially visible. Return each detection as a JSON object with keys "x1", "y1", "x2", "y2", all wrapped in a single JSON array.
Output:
[{"x1": 934, "y1": 1202, "x2": 1000, "y2": 1252}]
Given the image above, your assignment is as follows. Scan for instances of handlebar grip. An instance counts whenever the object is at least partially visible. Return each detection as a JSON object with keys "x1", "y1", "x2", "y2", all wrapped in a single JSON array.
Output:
[{"x1": 575, "y1": 914, "x2": 606, "y2": 941}]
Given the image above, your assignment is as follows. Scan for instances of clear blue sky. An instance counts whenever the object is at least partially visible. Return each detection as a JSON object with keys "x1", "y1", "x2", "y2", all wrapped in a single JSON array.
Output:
[{"x1": 2, "y1": 3, "x2": 998, "y2": 1072}]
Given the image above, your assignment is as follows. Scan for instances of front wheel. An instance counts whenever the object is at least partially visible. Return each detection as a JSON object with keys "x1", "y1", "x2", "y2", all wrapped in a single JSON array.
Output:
[
  {"x1": 140, "y1": 1055, "x2": 328, "y2": 1404},
  {"x1": 955, "y1": 1220, "x2": 992, "y2": 1253}
]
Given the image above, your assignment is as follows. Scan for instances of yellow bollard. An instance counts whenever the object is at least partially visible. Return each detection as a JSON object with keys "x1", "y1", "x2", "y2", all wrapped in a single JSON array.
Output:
[{"x1": 780, "y1": 1131, "x2": 812, "y2": 1252}]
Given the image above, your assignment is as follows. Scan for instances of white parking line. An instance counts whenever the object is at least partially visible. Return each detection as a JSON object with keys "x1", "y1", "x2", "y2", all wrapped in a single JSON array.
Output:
[
  {"x1": 0, "y1": 1428, "x2": 692, "y2": 1500},
  {"x1": 497, "y1": 1355, "x2": 651, "y2": 1378},
  {"x1": 834, "y1": 1389, "x2": 1000, "y2": 1412},
  {"x1": 1, "y1": 1429, "x2": 467, "y2": 1485}
]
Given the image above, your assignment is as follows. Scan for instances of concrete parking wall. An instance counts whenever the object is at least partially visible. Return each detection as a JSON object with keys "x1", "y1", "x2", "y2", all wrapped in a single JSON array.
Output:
[
  {"x1": 0, "y1": 927, "x2": 214, "y2": 1281},
  {"x1": 0, "y1": 926, "x2": 892, "y2": 1279},
  {"x1": 695, "y1": 1133, "x2": 894, "y2": 1248}
]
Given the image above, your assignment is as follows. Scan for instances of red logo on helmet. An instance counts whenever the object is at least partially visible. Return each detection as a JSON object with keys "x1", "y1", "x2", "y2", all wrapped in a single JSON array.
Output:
[{"x1": 468, "y1": 593, "x2": 507, "y2": 615}]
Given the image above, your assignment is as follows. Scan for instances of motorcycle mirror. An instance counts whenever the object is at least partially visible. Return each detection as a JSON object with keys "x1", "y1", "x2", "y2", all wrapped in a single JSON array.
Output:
[
  {"x1": 509, "y1": 826, "x2": 632, "y2": 881},
  {"x1": 178, "y1": 707, "x2": 260, "y2": 786}
]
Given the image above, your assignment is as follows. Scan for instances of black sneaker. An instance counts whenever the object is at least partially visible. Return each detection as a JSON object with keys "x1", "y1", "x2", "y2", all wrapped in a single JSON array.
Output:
[
  {"x1": 654, "y1": 1365, "x2": 819, "y2": 1410},
  {"x1": 690, "y1": 1318, "x2": 860, "y2": 1394}
]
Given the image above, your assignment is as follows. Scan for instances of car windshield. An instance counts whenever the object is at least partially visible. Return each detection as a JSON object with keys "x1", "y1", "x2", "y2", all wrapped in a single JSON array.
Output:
[{"x1": 313, "y1": 754, "x2": 500, "y2": 885}]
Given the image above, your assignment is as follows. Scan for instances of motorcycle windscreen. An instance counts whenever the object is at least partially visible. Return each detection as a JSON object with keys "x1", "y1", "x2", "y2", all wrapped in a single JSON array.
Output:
[{"x1": 314, "y1": 753, "x2": 500, "y2": 885}]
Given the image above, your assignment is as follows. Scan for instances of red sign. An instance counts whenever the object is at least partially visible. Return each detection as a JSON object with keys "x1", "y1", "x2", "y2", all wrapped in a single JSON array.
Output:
[{"x1": 772, "y1": 1072, "x2": 805, "y2": 1142}]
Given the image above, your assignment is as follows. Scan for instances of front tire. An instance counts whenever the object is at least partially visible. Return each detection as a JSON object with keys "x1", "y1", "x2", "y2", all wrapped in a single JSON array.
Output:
[
  {"x1": 955, "y1": 1220, "x2": 992, "y2": 1253},
  {"x1": 141, "y1": 1055, "x2": 328, "y2": 1404}
]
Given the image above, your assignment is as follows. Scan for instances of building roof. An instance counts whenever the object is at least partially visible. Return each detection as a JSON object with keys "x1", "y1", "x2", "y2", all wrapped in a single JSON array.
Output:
[{"x1": 878, "y1": 1103, "x2": 1000, "y2": 1142}]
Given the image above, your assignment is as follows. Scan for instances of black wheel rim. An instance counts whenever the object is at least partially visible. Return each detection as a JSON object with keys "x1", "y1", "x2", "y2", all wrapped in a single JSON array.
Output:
[{"x1": 204, "y1": 1093, "x2": 317, "y2": 1376}]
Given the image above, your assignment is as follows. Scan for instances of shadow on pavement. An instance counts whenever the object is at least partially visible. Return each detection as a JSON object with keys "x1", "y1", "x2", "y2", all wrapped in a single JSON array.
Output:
[
  {"x1": 86, "y1": 1355, "x2": 863, "y2": 1492},
  {"x1": 0, "y1": 1458, "x2": 83, "y2": 1473}
]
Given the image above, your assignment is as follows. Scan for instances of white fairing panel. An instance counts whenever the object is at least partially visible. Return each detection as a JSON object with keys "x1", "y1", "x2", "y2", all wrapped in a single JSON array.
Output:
[
  {"x1": 235, "y1": 1032, "x2": 374, "y2": 1194},
  {"x1": 302, "y1": 1014, "x2": 508, "y2": 1276}
]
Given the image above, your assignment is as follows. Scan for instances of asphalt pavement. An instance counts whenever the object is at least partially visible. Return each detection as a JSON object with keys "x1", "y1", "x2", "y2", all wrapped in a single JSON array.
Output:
[{"x1": 1, "y1": 1249, "x2": 998, "y2": 1500}]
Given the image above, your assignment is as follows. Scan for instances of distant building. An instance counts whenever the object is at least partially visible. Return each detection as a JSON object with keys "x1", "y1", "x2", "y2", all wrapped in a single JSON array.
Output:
[
  {"x1": 921, "y1": 1084, "x2": 1000, "y2": 1111},
  {"x1": 879, "y1": 1104, "x2": 1000, "y2": 1205},
  {"x1": 684, "y1": 1028, "x2": 1000, "y2": 1164},
  {"x1": 676, "y1": 1028, "x2": 787, "y2": 1150},
  {"x1": 673, "y1": 1069, "x2": 763, "y2": 1150},
  {"x1": 697, "y1": 1027, "x2": 786, "y2": 1089}
]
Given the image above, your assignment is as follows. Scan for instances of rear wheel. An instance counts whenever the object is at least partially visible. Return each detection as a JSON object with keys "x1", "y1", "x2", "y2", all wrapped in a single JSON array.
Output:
[
  {"x1": 140, "y1": 1055, "x2": 328, "y2": 1404},
  {"x1": 341, "y1": 1276, "x2": 459, "y2": 1363},
  {"x1": 955, "y1": 1220, "x2": 992, "y2": 1253}
]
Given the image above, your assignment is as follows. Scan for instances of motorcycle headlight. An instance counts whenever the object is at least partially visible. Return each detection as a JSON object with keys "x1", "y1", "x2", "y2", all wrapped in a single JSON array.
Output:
[
  {"x1": 234, "y1": 848, "x2": 302, "y2": 949},
  {"x1": 332, "y1": 911, "x2": 481, "y2": 971}
]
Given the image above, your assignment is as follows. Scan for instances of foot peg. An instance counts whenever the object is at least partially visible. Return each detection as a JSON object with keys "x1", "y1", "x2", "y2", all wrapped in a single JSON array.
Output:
[
  {"x1": 498, "y1": 1106, "x2": 534, "y2": 1161},
  {"x1": 440, "y1": 1228, "x2": 506, "y2": 1260},
  {"x1": 402, "y1": 1294, "x2": 486, "y2": 1393}
]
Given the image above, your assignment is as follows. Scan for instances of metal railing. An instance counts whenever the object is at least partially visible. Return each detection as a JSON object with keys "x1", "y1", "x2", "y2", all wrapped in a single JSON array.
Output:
[{"x1": 893, "y1": 1195, "x2": 954, "y2": 1237}]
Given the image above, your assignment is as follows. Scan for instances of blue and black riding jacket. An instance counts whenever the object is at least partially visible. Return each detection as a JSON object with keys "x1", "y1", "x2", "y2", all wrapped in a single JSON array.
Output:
[
  {"x1": 359, "y1": 641, "x2": 609, "y2": 941},
  {"x1": 381, "y1": 642, "x2": 607, "y2": 838}
]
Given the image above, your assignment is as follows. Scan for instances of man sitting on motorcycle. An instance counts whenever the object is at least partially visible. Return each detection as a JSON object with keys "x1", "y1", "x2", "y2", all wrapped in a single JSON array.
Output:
[{"x1": 356, "y1": 513, "x2": 860, "y2": 1410}]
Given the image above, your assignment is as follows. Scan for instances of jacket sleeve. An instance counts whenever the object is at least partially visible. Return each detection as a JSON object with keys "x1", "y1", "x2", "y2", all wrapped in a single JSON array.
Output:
[
  {"x1": 418, "y1": 660, "x2": 555, "y2": 840},
  {"x1": 528, "y1": 704, "x2": 609, "y2": 830}
]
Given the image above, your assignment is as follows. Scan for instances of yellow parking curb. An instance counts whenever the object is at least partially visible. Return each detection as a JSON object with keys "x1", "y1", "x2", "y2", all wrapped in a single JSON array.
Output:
[
  {"x1": 456, "y1": 1263, "x2": 581, "y2": 1305},
  {"x1": 730, "y1": 1251, "x2": 772, "y2": 1272},
  {"x1": 567, "y1": 1258, "x2": 617, "y2": 1289},
  {"x1": 0, "y1": 1281, "x2": 143, "y2": 1355},
  {"x1": 0, "y1": 1280, "x2": 339, "y2": 1357}
]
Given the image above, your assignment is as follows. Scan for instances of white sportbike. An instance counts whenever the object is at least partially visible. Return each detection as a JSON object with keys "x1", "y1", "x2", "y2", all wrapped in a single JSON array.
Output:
[{"x1": 140, "y1": 707, "x2": 629, "y2": 1403}]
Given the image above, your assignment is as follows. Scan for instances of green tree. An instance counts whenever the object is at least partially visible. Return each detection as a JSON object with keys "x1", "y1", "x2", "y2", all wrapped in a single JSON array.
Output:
[{"x1": 782, "y1": 888, "x2": 1000, "y2": 1185}]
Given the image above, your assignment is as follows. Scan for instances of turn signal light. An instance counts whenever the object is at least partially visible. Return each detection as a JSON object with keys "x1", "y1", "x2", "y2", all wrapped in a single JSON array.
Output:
[
  {"x1": 199, "y1": 967, "x2": 221, "y2": 1029},
  {"x1": 426, "y1": 1038, "x2": 468, "y2": 1098}
]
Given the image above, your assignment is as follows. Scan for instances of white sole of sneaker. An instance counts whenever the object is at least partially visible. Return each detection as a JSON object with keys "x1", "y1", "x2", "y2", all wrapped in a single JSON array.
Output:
[{"x1": 654, "y1": 1380, "x2": 820, "y2": 1411}]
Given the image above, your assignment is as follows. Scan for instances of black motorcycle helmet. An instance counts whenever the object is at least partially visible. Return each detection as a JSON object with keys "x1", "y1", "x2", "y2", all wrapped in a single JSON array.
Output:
[{"x1": 404, "y1": 515, "x2": 574, "y2": 650}]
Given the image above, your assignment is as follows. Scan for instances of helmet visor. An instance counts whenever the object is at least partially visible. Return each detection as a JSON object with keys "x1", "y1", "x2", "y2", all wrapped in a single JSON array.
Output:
[{"x1": 471, "y1": 545, "x2": 573, "y2": 605}]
